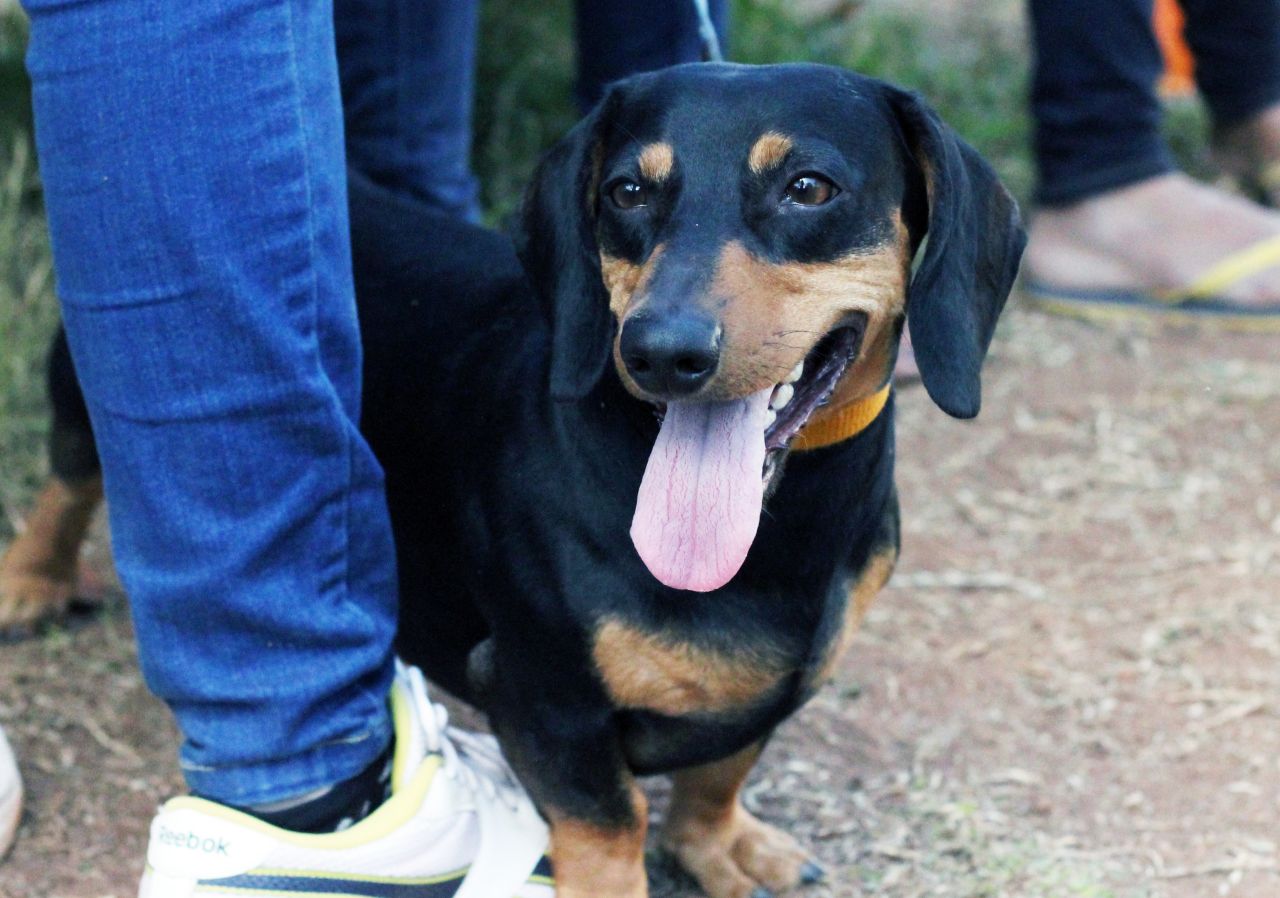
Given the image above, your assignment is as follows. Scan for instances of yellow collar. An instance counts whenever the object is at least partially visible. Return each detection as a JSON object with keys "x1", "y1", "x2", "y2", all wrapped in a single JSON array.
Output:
[{"x1": 792, "y1": 384, "x2": 892, "y2": 452}]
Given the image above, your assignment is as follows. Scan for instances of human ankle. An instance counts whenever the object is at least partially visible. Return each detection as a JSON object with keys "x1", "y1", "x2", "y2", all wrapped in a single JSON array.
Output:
[
  {"x1": 223, "y1": 740, "x2": 394, "y2": 834},
  {"x1": 1214, "y1": 105, "x2": 1280, "y2": 182}
]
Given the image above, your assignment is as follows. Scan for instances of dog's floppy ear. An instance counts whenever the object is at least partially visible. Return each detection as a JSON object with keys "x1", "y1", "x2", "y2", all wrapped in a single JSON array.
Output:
[
  {"x1": 883, "y1": 86, "x2": 1026, "y2": 419},
  {"x1": 517, "y1": 91, "x2": 620, "y2": 401}
]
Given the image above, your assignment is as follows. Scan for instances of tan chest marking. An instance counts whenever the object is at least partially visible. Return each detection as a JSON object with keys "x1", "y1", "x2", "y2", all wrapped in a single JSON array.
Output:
[
  {"x1": 815, "y1": 547, "x2": 897, "y2": 685},
  {"x1": 593, "y1": 618, "x2": 785, "y2": 716}
]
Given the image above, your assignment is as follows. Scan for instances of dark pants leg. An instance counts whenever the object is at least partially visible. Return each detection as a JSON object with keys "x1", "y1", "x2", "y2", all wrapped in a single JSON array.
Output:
[
  {"x1": 335, "y1": 0, "x2": 481, "y2": 220},
  {"x1": 334, "y1": 0, "x2": 728, "y2": 217},
  {"x1": 1032, "y1": 0, "x2": 1280, "y2": 205},
  {"x1": 574, "y1": 0, "x2": 728, "y2": 112},
  {"x1": 1181, "y1": 0, "x2": 1280, "y2": 128},
  {"x1": 1030, "y1": 0, "x2": 1175, "y2": 206}
]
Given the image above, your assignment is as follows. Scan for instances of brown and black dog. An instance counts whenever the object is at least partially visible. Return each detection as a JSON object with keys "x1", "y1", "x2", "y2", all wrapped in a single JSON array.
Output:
[{"x1": 5, "y1": 63, "x2": 1023, "y2": 896}]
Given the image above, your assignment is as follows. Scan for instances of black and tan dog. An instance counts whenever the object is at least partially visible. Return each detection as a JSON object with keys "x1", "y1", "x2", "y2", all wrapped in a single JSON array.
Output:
[{"x1": 4, "y1": 63, "x2": 1023, "y2": 896}]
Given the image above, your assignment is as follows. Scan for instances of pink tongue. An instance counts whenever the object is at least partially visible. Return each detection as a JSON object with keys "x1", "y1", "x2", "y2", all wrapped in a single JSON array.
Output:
[{"x1": 631, "y1": 386, "x2": 773, "y2": 592}]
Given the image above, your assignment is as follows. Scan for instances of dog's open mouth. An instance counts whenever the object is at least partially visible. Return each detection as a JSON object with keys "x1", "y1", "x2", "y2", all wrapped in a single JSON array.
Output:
[
  {"x1": 761, "y1": 323, "x2": 864, "y2": 479},
  {"x1": 631, "y1": 321, "x2": 865, "y2": 594}
]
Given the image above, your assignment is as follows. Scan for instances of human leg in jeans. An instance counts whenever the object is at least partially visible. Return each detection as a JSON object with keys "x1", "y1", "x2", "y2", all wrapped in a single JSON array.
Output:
[
  {"x1": 335, "y1": 0, "x2": 481, "y2": 219},
  {"x1": 1024, "y1": 0, "x2": 1280, "y2": 316},
  {"x1": 24, "y1": 0, "x2": 395, "y2": 811},
  {"x1": 21, "y1": 0, "x2": 548, "y2": 891},
  {"x1": 19, "y1": 0, "x2": 726, "y2": 885}
]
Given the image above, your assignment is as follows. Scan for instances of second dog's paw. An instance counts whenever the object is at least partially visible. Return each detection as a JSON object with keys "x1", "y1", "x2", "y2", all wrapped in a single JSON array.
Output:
[
  {"x1": 0, "y1": 566, "x2": 74, "y2": 636},
  {"x1": 0, "y1": 477, "x2": 105, "y2": 637}
]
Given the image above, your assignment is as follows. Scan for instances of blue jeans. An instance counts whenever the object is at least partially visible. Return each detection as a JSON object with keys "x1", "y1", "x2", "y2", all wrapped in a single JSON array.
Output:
[{"x1": 22, "y1": 0, "x2": 724, "y2": 806}]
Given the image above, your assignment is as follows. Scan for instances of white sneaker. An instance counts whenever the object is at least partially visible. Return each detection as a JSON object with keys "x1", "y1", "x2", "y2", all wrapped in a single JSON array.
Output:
[
  {"x1": 139, "y1": 662, "x2": 553, "y2": 898},
  {"x1": 0, "y1": 723, "x2": 21, "y2": 860}
]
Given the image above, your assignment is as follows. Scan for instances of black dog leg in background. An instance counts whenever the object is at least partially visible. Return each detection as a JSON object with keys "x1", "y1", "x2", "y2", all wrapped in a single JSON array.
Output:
[{"x1": 46, "y1": 325, "x2": 101, "y2": 484}]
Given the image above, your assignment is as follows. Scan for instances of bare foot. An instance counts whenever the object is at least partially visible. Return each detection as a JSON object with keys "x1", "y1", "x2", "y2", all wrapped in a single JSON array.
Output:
[
  {"x1": 0, "y1": 476, "x2": 104, "y2": 636},
  {"x1": 1024, "y1": 173, "x2": 1280, "y2": 308},
  {"x1": 1214, "y1": 103, "x2": 1280, "y2": 206}
]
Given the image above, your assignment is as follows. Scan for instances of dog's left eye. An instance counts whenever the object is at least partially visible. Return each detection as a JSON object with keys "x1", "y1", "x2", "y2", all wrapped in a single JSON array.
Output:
[
  {"x1": 783, "y1": 174, "x2": 838, "y2": 206},
  {"x1": 609, "y1": 180, "x2": 649, "y2": 210}
]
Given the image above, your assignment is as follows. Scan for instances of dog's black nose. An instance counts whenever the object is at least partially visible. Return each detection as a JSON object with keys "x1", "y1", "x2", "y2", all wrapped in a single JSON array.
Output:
[{"x1": 620, "y1": 312, "x2": 721, "y2": 397}]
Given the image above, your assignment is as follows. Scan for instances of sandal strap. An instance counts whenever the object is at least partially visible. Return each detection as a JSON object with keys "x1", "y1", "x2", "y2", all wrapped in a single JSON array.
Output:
[{"x1": 1170, "y1": 233, "x2": 1280, "y2": 301}]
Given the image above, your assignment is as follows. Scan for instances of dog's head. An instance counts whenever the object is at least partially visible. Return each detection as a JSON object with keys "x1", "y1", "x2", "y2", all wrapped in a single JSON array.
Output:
[{"x1": 519, "y1": 63, "x2": 1025, "y2": 591}]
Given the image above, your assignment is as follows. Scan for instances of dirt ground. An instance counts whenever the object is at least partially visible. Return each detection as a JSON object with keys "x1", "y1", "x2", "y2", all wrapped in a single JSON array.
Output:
[{"x1": 1, "y1": 300, "x2": 1278, "y2": 898}]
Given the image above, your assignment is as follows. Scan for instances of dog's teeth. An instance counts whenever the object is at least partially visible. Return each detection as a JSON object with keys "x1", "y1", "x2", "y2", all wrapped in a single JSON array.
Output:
[
  {"x1": 763, "y1": 408, "x2": 777, "y2": 428},
  {"x1": 770, "y1": 384, "x2": 794, "y2": 411},
  {"x1": 784, "y1": 361, "x2": 804, "y2": 384}
]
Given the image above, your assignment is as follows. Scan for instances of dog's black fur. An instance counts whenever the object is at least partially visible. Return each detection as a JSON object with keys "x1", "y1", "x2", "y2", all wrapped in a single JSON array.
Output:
[{"x1": 40, "y1": 63, "x2": 1023, "y2": 893}]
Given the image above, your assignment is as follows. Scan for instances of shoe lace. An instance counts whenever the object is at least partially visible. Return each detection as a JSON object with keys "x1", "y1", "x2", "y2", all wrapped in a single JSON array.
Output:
[{"x1": 398, "y1": 661, "x2": 525, "y2": 813}]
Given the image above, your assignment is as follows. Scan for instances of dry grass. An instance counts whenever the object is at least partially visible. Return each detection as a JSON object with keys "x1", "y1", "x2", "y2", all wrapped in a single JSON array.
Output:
[
  {"x1": 0, "y1": 138, "x2": 58, "y2": 539},
  {"x1": 6, "y1": 305, "x2": 1276, "y2": 897}
]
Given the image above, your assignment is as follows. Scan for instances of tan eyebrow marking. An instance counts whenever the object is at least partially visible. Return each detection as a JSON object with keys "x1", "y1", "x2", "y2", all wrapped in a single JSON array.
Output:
[
  {"x1": 637, "y1": 142, "x2": 675, "y2": 182},
  {"x1": 748, "y1": 131, "x2": 794, "y2": 174}
]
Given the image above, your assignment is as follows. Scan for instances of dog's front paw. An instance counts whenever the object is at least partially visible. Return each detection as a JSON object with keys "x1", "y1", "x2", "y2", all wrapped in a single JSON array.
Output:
[{"x1": 662, "y1": 805, "x2": 823, "y2": 898}]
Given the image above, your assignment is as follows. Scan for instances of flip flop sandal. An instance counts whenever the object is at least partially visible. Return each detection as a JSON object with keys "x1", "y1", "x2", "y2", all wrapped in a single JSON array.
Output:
[{"x1": 1025, "y1": 232, "x2": 1280, "y2": 332}]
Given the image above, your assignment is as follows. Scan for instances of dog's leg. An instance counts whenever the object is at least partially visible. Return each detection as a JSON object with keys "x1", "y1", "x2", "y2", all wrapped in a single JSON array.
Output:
[
  {"x1": 547, "y1": 782, "x2": 649, "y2": 898},
  {"x1": 662, "y1": 743, "x2": 822, "y2": 898},
  {"x1": 483, "y1": 647, "x2": 650, "y2": 897},
  {"x1": 1, "y1": 326, "x2": 104, "y2": 634},
  {"x1": 0, "y1": 475, "x2": 103, "y2": 633}
]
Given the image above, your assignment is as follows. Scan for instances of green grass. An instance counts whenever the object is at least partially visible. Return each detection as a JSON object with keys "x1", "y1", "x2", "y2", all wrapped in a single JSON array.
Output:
[
  {"x1": 474, "y1": 0, "x2": 578, "y2": 222},
  {"x1": 0, "y1": 9, "x2": 57, "y2": 532},
  {"x1": 732, "y1": 1, "x2": 1036, "y2": 198},
  {"x1": 473, "y1": 0, "x2": 1037, "y2": 216},
  {"x1": 0, "y1": 0, "x2": 1219, "y2": 537}
]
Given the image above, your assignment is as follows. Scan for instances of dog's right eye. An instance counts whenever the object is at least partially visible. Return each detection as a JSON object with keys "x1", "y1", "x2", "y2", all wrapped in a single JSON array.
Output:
[
  {"x1": 783, "y1": 174, "x2": 838, "y2": 207},
  {"x1": 609, "y1": 180, "x2": 649, "y2": 210}
]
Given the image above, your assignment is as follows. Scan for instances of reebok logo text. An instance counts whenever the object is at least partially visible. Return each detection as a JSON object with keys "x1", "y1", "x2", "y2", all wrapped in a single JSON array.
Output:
[{"x1": 157, "y1": 825, "x2": 231, "y2": 856}]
